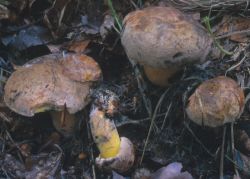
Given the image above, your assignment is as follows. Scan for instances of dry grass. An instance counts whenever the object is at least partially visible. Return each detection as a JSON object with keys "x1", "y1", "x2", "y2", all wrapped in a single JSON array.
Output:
[{"x1": 169, "y1": 0, "x2": 250, "y2": 12}]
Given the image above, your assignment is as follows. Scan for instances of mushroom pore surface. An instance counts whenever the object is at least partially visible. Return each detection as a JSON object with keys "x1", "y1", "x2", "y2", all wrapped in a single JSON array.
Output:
[{"x1": 186, "y1": 76, "x2": 245, "y2": 127}]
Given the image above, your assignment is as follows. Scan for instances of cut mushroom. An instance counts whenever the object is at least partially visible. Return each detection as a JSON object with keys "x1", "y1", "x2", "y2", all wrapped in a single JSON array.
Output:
[
  {"x1": 186, "y1": 76, "x2": 245, "y2": 178},
  {"x1": 4, "y1": 53, "x2": 102, "y2": 136},
  {"x1": 89, "y1": 89, "x2": 135, "y2": 173},
  {"x1": 121, "y1": 6, "x2": 212, "y2": 86},
  {"x1": 186, "y1": 76, "x2": 245, "y2": 127},
  {"x1": 90, "y1": 108, "x2": 121, "y2": 158}
]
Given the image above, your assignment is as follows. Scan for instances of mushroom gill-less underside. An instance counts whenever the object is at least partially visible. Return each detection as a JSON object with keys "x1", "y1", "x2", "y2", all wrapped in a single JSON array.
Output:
[{"x1": 4, "y1": 53, "x2": 102, "y2": 117}]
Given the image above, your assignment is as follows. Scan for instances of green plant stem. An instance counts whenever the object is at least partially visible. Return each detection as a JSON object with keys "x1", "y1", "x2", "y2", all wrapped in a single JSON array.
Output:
[
  {"x1": 107, "y1": 0, "x2": 122, "y2": 33},
  {"x1": 203, "y1": 16, "x2": 233, "y2": 56}
]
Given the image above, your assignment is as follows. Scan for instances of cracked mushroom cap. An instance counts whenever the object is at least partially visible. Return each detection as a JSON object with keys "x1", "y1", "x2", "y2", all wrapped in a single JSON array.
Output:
[
  {"x1": 186, "y1": 76, "x2": 245, "y2": 127},
  {"x1": 121, "y1": 6, "x2": 212, "y2": 69},
  {"x1": 4, "y1": 53, "x2": 102, "y2": 116}
]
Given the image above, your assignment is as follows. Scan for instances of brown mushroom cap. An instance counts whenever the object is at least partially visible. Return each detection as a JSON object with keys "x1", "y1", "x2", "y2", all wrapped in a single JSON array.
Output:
[
  {"x1": 121, "y1": 6, "x2": 212, "y2": 68},
  {"x1": 186, "y1": 76, "x2": 245, "y2": 127},
  {"x1": 4, "y1": 53, "x2": 102, "y2": 117},
  {"x1": 121, "y1": 6, "x2": 212, "y2": 86}
]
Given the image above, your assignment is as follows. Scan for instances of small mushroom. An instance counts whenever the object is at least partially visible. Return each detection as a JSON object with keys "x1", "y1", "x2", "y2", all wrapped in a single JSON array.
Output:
[
  {"x1": 186, "y1": 76, "x2": 245, "y2": 127},
  {"x1": 186, "y1": 76, "x2": 245, "y2": 178},
  {"x1": 4, "y1": 53, "x2": 102, "y2": 136},
  {"x1": 89, "y1": 89, "x2": 135, "y2": 173},
  {"x1": 121, "y1": 6, "x2": 212, "y2": 86}
]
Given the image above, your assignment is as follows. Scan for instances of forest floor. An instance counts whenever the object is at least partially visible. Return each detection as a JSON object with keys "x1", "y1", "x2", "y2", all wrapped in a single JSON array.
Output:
[{"x1": 0, "y1": 0, "x2": 250, "y2": 178}]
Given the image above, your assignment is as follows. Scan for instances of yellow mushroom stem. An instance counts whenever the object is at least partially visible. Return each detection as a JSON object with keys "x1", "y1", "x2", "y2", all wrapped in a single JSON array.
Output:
[
  {"x1": 89, "y1": 107, "x2": 121, "y2": 158},
  {"x1": 143, "y1": 65, "x2": 180, "y2": 87}
]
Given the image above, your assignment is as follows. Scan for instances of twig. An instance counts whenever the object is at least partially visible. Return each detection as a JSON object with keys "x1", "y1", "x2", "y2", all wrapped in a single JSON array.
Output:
[
  {"x1": 203, "y1": 16, "x2": 233, "y2": 55},
  {"x1": 5, "y1": 130, "x2": 28, "y2": 157},
  {"x1": 85, "y1": 111, "x2": 96, "y2": 179},
  {"x1": 225, "y1": 154, "x2": 250, "y2": 175},
  {"x1": 216, "y1": 29, "x2": 250, "y2": 40},
  {"x1": 220, "y1": 125, "x2": 226, "y2": 179},
  {"x1": 225, "y1": 55, "x2": 247, "y2": 76},
  {"x1": 184, "y1": 123, "x2": 214, "y2": 157},
  {"x1": 129, "y1": 0, "x2": 138, "y2": 9},
  {"x1": 161, "y1": 102, "x2": 172, "y2": 130},
  {"x1": 140, "y1": 89, "x2": 168, "y2": 164},
  {"x1": 0, "y1": 112, "x2": 12, "y2": 123},
  {"x1": 115, "y1": 116, "x2": 150, "y2": 128},
  {"x1": 132, "y1": 63, "x2": 152, "y2": 118},
  {"x1": 230, "y1": 123, "x2": 240, "y2": 177},
  {"x1": 169, "y1": 0, "x2": 249, "y2": 11}
]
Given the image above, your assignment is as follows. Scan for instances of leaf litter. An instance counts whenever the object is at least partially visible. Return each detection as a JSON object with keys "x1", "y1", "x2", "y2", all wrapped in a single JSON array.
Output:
[{"x1": 1, "y1": 0, "x2": 250, "y2": 178}]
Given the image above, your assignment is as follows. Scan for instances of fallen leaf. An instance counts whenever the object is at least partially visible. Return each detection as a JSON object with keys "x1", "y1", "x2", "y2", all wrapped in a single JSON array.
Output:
[
  {"x1": 235, "y1": 150, "x2": 250, "y2": 178},
  {"x1": 132, "y1": 168, "x2": 151, "y2": 179},
  {"x1": 216, "y1": 16, "x2": 250, "y2": 42},
  {"x1": 63, "y1": 39, "x2": 90, "y2": 53},
  {"x1": 100, "y1": 14, "x2": 115, "y2": 39},
  {"x1": 10, "y1": 0, "x2": 28, "y2": 13},
  {"x1": 235, "y1": 129, "x2": 250, "y2": 156},
  {"x1": 0, "y1": 4, "x2": 10, "y2": 20},
  {"x1": 112, "y1": 171, "x2": 126, "y2": 179},
  {"x1": 1, "y1": 25, "x2": 51, "y2": 51},
  {"x1": 151, "y1": 162, "x2": 193, "y2": 179},
  {"x1": 25, "y1": 149, "x2": 63, "y2": 179},
  {"x1": 1, "y1": 154, "x2": 25, "y2": 178},
  {"x1": 44, "y1": 0, "x2": 78, "y2": 39}
]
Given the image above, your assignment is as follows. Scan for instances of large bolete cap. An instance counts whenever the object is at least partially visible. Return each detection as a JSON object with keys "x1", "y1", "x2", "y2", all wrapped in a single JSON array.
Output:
[
  {"x1": 186, "y1": 76, "x2": 245, "y2": 127},
  {"x1": 121, "y1": 6, "x2": 212, "y2": 86},
  {"x1": 4, "y1": 53, "x2": 102, "y2": 117}
]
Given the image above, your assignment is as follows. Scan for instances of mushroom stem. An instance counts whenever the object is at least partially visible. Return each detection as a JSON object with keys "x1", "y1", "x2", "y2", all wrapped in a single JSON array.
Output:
[
  {"x1": 89, "y1": 107, "x2": 135, "y2": 173},
  {"x1": 50, "y1": 110, "x2": 78, "y2": 137},
  {"x1": 89, "y1": 107, "x2": 121, "y2": 158},
  {"x1": 143, "y1": 65, "x2": 180, "y2": 86}
]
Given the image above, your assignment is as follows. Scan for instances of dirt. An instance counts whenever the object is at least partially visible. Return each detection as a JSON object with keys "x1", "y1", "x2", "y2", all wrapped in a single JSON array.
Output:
[{"x1": 0, "y1": 0, "x2": 250, "y2": 179}]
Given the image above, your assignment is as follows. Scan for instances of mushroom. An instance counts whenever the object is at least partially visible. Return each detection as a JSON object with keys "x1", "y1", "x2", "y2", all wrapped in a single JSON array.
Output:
[
  {"x1": 186, "y1": 76, "x2": 245, "y2": 178},
  {"x1": 4, "y1": 53, "x2": 102, "y2": 136},
  {"x1": 89, "y1": 89, "x2": 135, "y2": 173},
  {"x1": 121, "y1": 6, "x2": 212, "y2": 86},
  {"x1": 186, "y1": 76, "x2": 245, "y2": 127}
]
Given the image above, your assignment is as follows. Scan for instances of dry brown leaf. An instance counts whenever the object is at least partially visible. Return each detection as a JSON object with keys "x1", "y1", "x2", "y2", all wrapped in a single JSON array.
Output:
[
  {"x1": 63, "y1": 40, "x2": 90, "y2": 53},
  {"x1": 235, "y1": 129, "x2": 250, "y2": 156},
  {"x1": 44, "y1": 0, "x2": 78, "y2": 38},
  {"x1": 216, "y1": 16, "x2": 250, "y2": 42}
]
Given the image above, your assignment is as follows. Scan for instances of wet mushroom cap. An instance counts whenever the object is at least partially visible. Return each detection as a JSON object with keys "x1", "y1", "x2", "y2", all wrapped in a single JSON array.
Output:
[
  {"x1": 4, "y1": 53, "x2": 102, "y2": 117},
  {"x1": 186, "y1": 76, "x2": 245, "y2": 127},
  {"x1": 121, "y1": 6, "x2": 212, "y2": 69}
]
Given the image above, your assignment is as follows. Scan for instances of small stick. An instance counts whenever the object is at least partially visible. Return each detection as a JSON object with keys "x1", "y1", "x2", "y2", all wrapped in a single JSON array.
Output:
[
  {"x1": 220, "y1": 125, "x2": 227, "y2": 179},
  {"x1": 140, "y1": 89, "x2": 168, "y2": 164},
  {"x1": 161, "y1": 102, "x2": 172, "y2": 130},
  {"x1": 216, "y1": 29, "x2": 250, "y2": 40},
  {"x1": 184, "y1": 123, "x2": 214, "y2": 157},
  {"x1": 85, "y1": 112, "x2": 96, "y2": 179},
  {"x1": 225, "y1": 55, "x2": 247, "y2": 76},
  {"x1": 230, "y1": 123, "x2": 240, "y2": 177}
]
